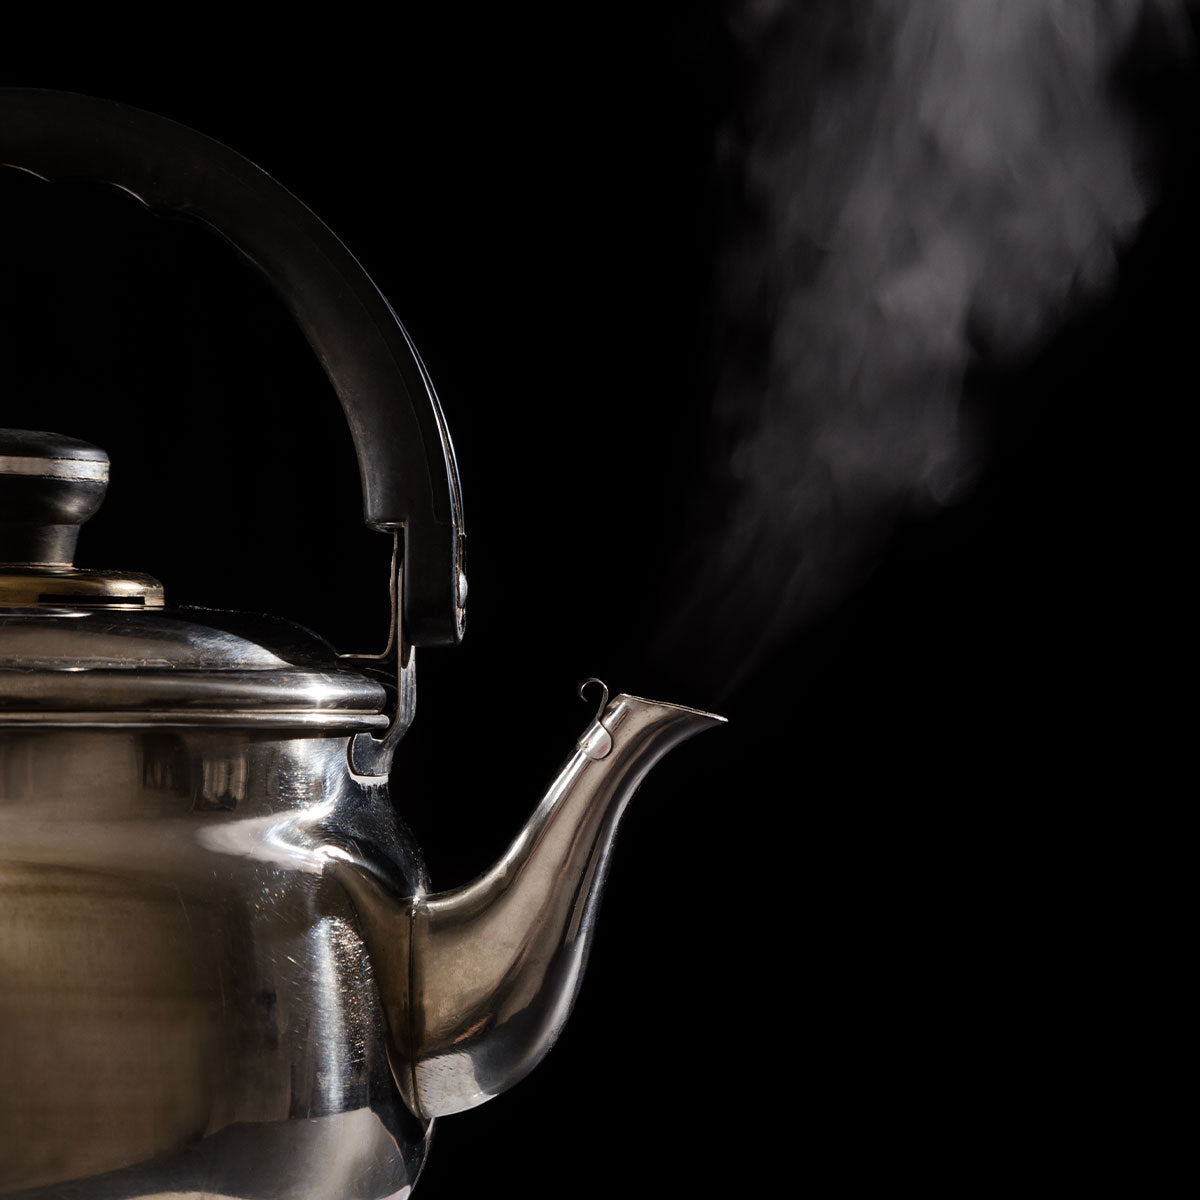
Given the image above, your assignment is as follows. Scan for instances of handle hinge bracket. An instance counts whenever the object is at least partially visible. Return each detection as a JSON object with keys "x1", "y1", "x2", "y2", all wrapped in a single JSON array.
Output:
[{"x1": 344, "y1": 530, "x2": 416, "y2": 777}]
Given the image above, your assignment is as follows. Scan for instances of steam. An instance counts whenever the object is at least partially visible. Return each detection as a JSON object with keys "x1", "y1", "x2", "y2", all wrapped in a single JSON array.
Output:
[{"x1": 676, "y1": 0, "x2": 1190, "y2": 688}]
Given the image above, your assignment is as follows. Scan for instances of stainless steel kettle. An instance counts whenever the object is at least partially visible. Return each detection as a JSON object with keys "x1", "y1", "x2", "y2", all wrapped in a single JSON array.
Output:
[{"x1": 0, "y1": 90, "x2": 723, "y2": 1199}]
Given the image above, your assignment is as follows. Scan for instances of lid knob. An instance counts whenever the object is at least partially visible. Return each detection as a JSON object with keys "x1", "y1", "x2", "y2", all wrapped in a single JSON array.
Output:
[{"x1": 0, "y1": 429, "x2": 110, "y2": 567}]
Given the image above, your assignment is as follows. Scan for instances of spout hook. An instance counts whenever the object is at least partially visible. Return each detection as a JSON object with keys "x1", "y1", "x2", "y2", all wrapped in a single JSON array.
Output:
[{"x1": 577, "y1": 676, "x2": 609, "y2": 722}]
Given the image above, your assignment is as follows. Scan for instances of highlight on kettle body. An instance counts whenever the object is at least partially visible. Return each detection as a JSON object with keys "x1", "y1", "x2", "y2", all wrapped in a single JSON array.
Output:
[{"x1": 0, "y1": 90, "x2": 724, "y2": 1199}]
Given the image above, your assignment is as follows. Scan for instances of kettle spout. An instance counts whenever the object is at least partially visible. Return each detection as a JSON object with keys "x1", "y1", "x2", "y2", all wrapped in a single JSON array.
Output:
[{"x1": 348, "y1": 688, "x2": 724, "y2": 1119}]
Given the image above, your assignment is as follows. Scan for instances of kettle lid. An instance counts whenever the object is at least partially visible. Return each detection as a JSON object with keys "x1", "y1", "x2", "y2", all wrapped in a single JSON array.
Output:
[{"x1": 0, "y1": 429, "x2": 388, "y2": 731}]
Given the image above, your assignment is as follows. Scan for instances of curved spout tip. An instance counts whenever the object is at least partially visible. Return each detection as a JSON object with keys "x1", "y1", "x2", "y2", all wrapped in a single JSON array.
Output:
[{"x1": 590, "y1": 693, "x2": 727, "y2": 760}]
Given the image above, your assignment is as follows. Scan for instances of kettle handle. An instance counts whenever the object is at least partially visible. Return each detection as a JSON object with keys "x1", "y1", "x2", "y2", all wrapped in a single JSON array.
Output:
[{"x1": 0, "y1": 87, "x2": 464, "y2": 647}]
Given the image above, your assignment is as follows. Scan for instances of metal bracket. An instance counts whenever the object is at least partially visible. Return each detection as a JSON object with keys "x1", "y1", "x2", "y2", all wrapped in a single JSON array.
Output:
[{"x1": 346, "y1": 531, "x2": 416, "y2": 777}]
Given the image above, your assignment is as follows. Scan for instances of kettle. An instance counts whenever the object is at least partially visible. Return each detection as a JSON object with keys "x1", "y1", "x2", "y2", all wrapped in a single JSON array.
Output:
[{"x1": 0, "y1": 90, "x2": 724, "y2": 1199}]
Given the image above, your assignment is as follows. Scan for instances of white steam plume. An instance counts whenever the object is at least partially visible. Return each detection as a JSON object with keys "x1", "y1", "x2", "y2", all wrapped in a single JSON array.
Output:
[{"x1": 680, "y1": 0, "x2": 1190, "y2": 687}]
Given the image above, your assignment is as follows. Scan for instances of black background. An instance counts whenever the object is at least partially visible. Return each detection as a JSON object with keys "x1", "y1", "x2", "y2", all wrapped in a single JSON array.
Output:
[{"x1": 2, "y1": 9, "x2": 1193, "y2": 1194}]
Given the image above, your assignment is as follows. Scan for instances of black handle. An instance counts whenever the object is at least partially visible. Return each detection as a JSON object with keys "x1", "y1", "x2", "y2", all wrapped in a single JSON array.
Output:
[{"x1": 0, "y1": 87, "x2": 464, "y2": 645}]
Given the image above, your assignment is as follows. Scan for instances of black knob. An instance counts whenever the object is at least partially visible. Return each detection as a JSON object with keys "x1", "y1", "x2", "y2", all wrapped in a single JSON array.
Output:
[{"x1": 0, "y1": 429, "x2": 110, "y2": 567}]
